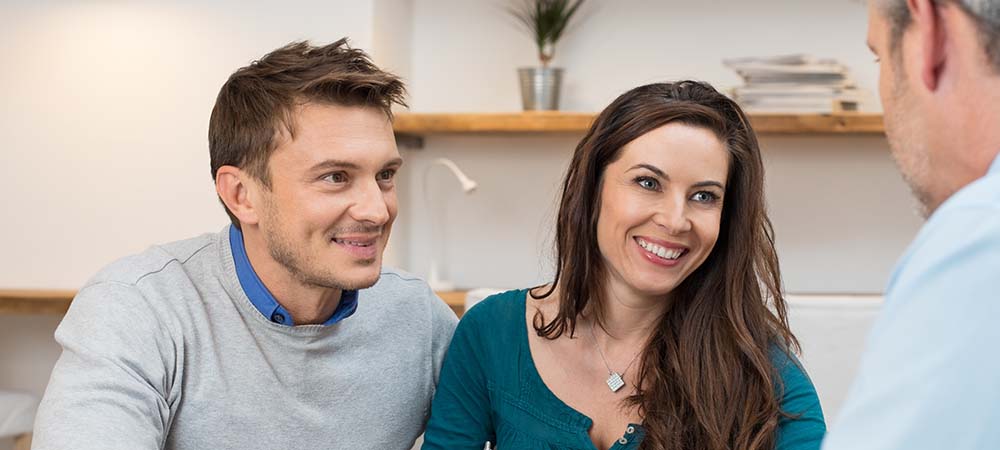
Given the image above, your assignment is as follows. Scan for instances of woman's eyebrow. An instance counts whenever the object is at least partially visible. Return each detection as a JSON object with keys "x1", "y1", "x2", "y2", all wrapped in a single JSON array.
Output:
[
  {"x1": 628, "y1": 163, "x2": 667, "y2": 178},
  {"x1": 629, "y1": 163, "x2": 724, "y2": 189}
]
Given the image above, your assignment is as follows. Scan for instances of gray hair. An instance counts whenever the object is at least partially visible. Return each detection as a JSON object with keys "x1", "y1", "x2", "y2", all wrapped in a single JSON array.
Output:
[{"x1": 879, "y1": 0, "x2": 1000, "y2": 70}]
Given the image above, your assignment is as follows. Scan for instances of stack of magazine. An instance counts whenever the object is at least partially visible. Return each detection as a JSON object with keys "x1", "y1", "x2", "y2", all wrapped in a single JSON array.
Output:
[{"x1": 724, "y1": 55, "x2": 866, "y2": 113}]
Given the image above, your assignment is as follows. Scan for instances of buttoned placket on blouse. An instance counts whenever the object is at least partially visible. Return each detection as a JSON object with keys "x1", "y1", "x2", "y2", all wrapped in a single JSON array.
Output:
[{"x1": 518, "y1": 290, "x2": 646, "y2": 449}]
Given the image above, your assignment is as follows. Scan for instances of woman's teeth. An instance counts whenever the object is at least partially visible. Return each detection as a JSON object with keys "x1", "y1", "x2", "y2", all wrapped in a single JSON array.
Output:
[{"x1": 637, "y1": 238, "x2": 684, "y2": 260}]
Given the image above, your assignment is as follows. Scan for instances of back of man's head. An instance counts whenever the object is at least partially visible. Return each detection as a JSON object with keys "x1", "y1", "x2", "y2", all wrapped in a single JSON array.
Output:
[
  {"x1": 208, "y1": 38, "x2": 407, "y2": 227},
  {"x1": 870, "y1": 0, "x2": 1000, "y2": 214},
  {"x1": 879, "y1": 0, "x2": 1000, "y2": 70}
]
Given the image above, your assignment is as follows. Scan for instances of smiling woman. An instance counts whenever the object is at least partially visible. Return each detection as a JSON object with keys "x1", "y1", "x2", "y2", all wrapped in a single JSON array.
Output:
[
  {"x1": 422, "y1": 81, "x2": 826, "y2": 450},
  {"x1": 596, "y1": 122, "x2": 729, "y2": 301}
]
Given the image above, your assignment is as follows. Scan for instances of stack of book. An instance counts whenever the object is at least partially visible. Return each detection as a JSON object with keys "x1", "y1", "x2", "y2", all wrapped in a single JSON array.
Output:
[{"x1": 723, "y1": 55, "x2": 866, "y2": 113}]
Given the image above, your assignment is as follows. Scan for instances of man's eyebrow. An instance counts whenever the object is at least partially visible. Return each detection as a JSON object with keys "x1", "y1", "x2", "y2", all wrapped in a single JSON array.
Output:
[
  {"x1": 309, "y1": 159, "x2": 361, "y2": 172},
  {"x1": 310, "y1": 158, "x2": 404, "y2": 172}
]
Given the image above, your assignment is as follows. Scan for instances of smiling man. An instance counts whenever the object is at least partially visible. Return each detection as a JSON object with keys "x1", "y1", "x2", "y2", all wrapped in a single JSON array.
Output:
[
  {"x1": 32, "y1": 39, "x2": 458, "y2": 450},
  {"x1": 822, "y1": 1, "x2": 1000, "y2": 449}
]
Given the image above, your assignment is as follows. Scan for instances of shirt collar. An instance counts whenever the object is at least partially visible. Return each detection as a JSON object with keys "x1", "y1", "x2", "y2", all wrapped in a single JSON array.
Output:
[
  {"x1": 990, "y1": 152, "x2": 1000, "y2": 175},
  {"x1": 229, "y1": 225, "x2": 358, "y2": 326}
]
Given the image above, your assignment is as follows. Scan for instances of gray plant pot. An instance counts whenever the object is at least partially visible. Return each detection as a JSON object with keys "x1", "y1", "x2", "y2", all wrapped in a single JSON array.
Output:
[{"x1": 518, "y1": 67, "x2": 563, "y2": 111}]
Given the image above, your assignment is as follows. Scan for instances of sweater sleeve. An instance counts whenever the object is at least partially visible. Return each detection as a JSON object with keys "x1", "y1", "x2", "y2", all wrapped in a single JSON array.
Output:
[
  {"x1": 33, "y1": 281, "x2": 179, "y2": 450},
  {"x1": 774, "y1": 349, "x2": 827, "y2": 450},
  {"x1": 421, "y1": 300, "x2": 495, "y2": 450}
]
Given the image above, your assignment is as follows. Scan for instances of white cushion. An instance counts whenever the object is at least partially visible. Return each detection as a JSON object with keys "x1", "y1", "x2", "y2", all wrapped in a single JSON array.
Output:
[
  {"x1": 785, "y1": 294, "x2": 883, "y2": 419},
  {"x1": 464, "y1": 287, "x2": 507, "y2": 312},
  {"x1": 0, "y1": 390, "x2": 38, "y2": 437}
]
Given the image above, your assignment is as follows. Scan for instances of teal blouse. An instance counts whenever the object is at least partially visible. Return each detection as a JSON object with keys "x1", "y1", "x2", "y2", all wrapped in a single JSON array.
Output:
[{"x1": 422, "y1": 289, "x2": 826, "y2": 450}]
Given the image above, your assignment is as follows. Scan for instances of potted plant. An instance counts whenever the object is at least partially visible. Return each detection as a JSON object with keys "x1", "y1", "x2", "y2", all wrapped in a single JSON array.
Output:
[{"x1": 509, "y1": 0, "x2": 585, "y2": 111}]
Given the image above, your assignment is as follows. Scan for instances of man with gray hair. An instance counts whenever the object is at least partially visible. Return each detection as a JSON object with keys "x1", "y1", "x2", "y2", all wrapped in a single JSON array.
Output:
[{"x1": 823, "y1": 1, "x2": 1000, "y2": 449}]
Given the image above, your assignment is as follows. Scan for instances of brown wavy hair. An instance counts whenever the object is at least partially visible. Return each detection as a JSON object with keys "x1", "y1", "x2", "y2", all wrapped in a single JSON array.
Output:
[{"x1": 533, "y1": 81, "x2": 798, "y2": 450}]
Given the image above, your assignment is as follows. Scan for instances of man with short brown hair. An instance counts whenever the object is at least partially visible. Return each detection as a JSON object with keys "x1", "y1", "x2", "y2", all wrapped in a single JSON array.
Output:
[{"x1": 33, "y1": 39, "x2": 457, "y2": 450}]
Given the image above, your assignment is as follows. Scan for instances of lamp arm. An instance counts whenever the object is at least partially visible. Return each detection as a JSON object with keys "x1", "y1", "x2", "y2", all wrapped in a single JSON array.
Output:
[
  {"x1": 421, "y1": 158, "x2": 478, "y2": 290},
  {"x1": 425, "y1": 158, "x2": 478, "y2": 192}
]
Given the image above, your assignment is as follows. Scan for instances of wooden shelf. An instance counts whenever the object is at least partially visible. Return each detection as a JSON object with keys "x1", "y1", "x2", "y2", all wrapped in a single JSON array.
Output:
[
  {"x1": 0, "y1": 289, "x2": 468, "y2": 317},
  {"x1": 395, "y1": 112, "x2": 596, "y2": 134},
  {"x1": 0, "y1": 290, "x2": 76, "y2": 315},
  {"x1": 436, "y1": 290, "x2": 468, "y2": 317},
  {"x1": 393, "y1": 112, "x2": 885, "y2": 137},
  {"x1": 748, "y1": 113, "x2": 884, "y2": 134}
]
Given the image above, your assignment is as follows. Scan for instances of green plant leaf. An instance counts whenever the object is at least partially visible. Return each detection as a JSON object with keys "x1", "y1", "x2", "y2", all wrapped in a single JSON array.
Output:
[{"x1": 508, "y1": 0, "x2": 586, "y2": 65}]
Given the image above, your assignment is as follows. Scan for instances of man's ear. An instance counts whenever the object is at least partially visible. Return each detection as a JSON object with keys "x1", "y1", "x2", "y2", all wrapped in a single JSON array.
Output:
[
  {"x1": 216, "y1": 166, "x2": 262, "y2": 226},
  {"x1": 907, "y1": 0, "x2": 948, "y2": 91}
]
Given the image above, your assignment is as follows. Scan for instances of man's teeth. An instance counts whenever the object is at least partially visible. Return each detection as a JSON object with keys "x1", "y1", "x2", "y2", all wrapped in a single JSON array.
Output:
[
  {"x1": 334, "y1": 238, "x2": 373, "y2": 247},
  {"x1": 637, "y1": 238, "x2": 683, "y2": 260}
]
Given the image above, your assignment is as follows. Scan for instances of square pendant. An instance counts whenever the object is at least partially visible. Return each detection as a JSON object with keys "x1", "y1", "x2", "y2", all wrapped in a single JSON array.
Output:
[{"x1": 606, "y1": 372, "x2": 625, "y2": 392}]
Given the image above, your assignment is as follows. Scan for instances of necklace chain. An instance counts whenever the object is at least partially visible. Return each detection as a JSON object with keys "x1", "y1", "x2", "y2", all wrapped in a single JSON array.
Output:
[{"x1": 587, "y1": 320, "x2": 642, "y2": 387}]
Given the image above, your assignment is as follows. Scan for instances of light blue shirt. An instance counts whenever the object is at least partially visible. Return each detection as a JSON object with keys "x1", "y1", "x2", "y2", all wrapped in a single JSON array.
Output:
[
  {"x1": 822, "y1": 154, "x2": 1000, "y2": 450},
  {"x1": 229, "y1": 225, "x2": 358, "y2": 326}
]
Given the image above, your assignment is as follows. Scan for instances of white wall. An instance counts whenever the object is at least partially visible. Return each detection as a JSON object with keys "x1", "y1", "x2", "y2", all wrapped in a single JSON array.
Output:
[
  {"x1": 408, "y1": 0, "x2": 880, "y2": 112},
  {"x1": 400, "y1": 0, "x2": 923, "y2": 293},
  {"x1": 1, "y1": 0, "x2": 376, "y2": 290},
  {"x1": 373, "y1": 0, "x2": 415, "y2": 81}
]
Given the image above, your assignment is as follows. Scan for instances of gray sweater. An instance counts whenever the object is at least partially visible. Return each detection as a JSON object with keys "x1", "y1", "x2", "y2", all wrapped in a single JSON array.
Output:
[{"x1": 33, "y1": 227, "x2": 458, "y2": 450}]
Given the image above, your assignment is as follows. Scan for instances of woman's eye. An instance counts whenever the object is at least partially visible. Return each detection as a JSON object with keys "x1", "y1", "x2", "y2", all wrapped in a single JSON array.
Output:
[
  {"x1": 691, "y1": 191, "x2": 719, "y2": 203},
  {"x1": 635, "y1": 176, "x2": 659, "y2": 191}
]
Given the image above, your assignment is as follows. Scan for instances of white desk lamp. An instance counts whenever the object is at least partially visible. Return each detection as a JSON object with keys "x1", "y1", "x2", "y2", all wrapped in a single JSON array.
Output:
[{"x1": 423, "y1": 157, "x2": 477, "y2": 291}]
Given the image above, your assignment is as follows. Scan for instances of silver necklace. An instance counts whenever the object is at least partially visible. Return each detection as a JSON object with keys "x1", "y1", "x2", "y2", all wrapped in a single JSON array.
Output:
[{"x1": 587, "y1": 321, "x2": 642, "y2": 393}]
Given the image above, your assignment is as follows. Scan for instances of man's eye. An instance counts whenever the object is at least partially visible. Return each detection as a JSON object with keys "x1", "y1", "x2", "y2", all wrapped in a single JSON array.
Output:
[
  {"x1": 378, "y1": 169, "x2": 396, "y2": 181},
  {"x1": 635, "y1": 176, "x2": 659, "y2": 191},
  {"x1": 323, "y1": 172, "x2": 348, "y2": 183}
]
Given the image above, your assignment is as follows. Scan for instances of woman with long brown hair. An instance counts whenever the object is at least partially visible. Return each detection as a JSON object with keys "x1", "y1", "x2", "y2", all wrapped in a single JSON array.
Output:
[{"x1": 422, "y1": 81, "x2": 825, "y2": 450}]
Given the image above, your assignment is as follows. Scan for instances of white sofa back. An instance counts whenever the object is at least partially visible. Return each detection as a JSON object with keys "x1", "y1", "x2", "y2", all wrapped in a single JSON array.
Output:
[{"x1": 785, "y1": 294, "x2": 882, "y2": 419}]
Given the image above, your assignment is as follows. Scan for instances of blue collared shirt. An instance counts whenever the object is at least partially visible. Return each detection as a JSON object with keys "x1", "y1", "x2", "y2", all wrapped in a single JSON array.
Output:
[
  {"x1": 229, "y1": 226, "x2": 358, "y2": 326},
  {"x1": 822, "y1": 154, "x2": 1000, "y2": 450}
]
